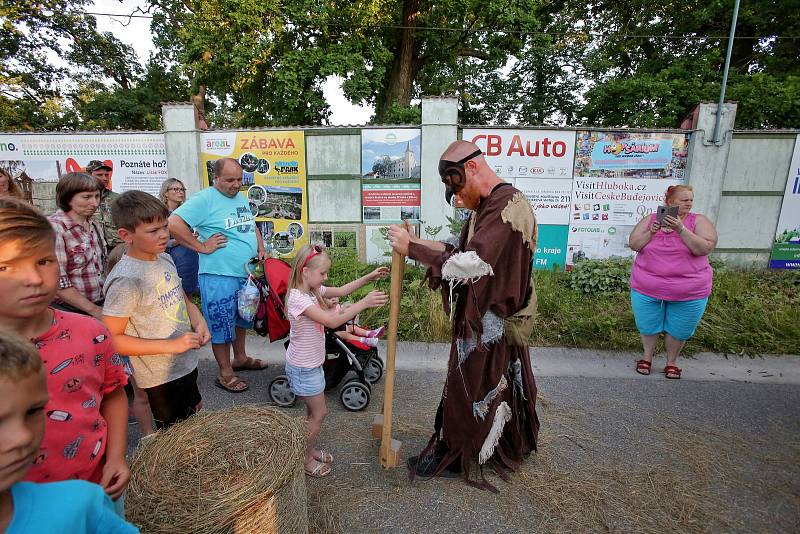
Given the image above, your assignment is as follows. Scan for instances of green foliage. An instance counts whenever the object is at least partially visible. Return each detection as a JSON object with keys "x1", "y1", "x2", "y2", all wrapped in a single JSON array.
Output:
[
  {"x1": 2, "y1": 0, "x2": 798, "y2": 130},
  {"x1": 143, "y1": 0, "x2": 547, "y2": 126},
  {"x1": 567, "y1": 258, "x2": 632, "y2": 294},
  {"x1": 333, "y1": 231, "x2": 357, "y2": 248},
  {"x1": 377, "y1": 103, "x2": 421, "y2": 125},
  {"x1": 0, "y1": 1, "x2": 187, "y2": 131},
  {"x1": 578, "y1": 0, "x2": 800, "y2": 129},
  {"x1": 446, "y1": 213, "x2": 466, "y2": 237},
  {"x1": 325, "y1": 248, "x2": 450, "y2": 341},
  {"x1": 423, "y1": 224, "x2": 442, "y2": 240},
  {"x1": 692, "y1": 269, "x2": 800, "y2": 354}
]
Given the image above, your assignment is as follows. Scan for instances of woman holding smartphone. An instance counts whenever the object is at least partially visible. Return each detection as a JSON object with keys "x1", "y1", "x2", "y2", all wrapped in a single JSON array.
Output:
[{"x1": 627, "y1": 185, "x2": 718, "y2": 379}]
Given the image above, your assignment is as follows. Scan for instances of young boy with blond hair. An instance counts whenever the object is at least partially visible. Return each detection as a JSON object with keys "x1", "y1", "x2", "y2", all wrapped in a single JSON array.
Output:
[
  {"x1": 102, "y1": 191, "x2": 210, "y2": 430},
  {"x1": 0, "y1": 330, "x2": 138, "y2": 533},
  {"x1": 0, "y1": 197, "x2": 130, "y2": 504}
]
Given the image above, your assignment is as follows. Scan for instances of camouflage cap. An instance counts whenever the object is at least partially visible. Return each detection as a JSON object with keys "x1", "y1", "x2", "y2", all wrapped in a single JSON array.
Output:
[{"x1": 86, "y1": 160, "x2": 112, "y2": 172}]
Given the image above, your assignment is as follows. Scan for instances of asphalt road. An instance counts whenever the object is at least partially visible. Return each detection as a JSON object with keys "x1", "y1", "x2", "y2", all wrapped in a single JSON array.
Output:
[{"x1": 126, "y1": 344, "x2": 800, "y2": 533}]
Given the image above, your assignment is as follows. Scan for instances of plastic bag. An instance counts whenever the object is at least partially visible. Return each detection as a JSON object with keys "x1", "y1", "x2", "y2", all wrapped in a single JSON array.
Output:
[{"x1": 238, "y1": 276, "x2": 260, "y2": 323}]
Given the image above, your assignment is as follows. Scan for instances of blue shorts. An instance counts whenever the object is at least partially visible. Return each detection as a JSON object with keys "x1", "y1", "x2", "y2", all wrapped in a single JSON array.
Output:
[
  {"x1": 198, "y1": 274, "x2": 253, "y2": 344},
  {"x1": 285, "y1": 363, "x2": 325, "y2": 397},
  {"x1": 630, "y1": 289, "x2": 709, "y2": 341}
]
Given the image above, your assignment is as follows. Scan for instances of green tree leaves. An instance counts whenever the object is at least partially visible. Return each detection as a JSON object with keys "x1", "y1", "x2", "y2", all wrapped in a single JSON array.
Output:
[
  {"x1": 0, "y1": 0, "x2": 796, "y2": 130},
  {"x1": 0, "y1": 0, "x2": 187, "y2": 130}
]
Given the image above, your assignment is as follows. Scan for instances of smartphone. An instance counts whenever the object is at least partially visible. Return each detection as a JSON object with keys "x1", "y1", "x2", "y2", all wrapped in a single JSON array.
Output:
[{"x1": 656, "y1": 205, "x2": 679, "y2": 225}]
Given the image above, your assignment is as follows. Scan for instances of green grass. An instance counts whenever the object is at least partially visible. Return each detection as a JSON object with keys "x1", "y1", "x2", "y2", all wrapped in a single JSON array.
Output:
[{"x1": 317, "y1": 249, "x2": 800, "y2": 355}]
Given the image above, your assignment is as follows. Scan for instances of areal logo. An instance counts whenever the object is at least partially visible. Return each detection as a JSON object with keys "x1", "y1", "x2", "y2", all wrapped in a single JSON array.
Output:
[
  {"x1": 205, "y1": 138, "x2": 231, "y2": 150},
  {"x1": 0, "y1": 141, "x2": 18, "y2": 152}
]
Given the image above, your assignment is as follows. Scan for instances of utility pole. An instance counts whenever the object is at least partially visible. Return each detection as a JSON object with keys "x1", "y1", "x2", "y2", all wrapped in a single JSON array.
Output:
[{"x1": 712, "y1": 0, "x2": 741, "y2": 145}]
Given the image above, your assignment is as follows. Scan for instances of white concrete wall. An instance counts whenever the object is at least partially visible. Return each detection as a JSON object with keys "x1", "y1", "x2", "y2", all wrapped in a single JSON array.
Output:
[
  {"x1": 712, "y1": 133, "x2": 796, "y2": 268},
  {"x1": 18, "y1": 99, "x2": 799, "y2": 270},
  {"x1": 685, "y1": 102, "x2": 738, "y2": 222},
  {"x1": 162, "y1": 103, "x2": 203, "y2": 195},
  {"x1": 305, "y1": 132, "x2": 362, "y2": 223},
  {"x1": 420, "y1": 97, "x2": 459, "y2": 236}
]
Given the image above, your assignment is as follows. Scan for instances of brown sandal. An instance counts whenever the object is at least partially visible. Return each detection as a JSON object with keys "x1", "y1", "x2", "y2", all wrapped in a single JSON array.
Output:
[
  {"x1": 232, "y1": 357, "x2": 268, "y2": 372},
  {"x1": 214, "y1": 375, "x2": 249, "y2": 393}
]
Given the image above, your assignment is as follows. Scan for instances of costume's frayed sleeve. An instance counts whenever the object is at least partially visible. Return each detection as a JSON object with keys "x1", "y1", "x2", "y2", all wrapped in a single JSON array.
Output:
[
  {"x1": 408, "y1": 220, "x2": 470, "y2": 291},
  {"x1": 408, "y1": 240, "x2": 454, "y2": 291}
]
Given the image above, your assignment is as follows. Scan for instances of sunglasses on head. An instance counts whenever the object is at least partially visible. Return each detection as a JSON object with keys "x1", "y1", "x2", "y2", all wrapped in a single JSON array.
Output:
[
  {"x1": 438, "y1": 149, "x2": 482, "y2": 205},
  {"x1": 302, "y1": 244, "x2": 324, "y2": 269}
]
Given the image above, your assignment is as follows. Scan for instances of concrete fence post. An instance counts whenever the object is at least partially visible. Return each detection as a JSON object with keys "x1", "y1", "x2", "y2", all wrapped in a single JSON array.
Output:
[
  {"x1": 685, "y1": 102, "x2": 738, "y2": 223},
  {"x1": 162, "y1": 103, "x2": 204, "y2": 195},
  {"x1": 420, "y1": 97, "x2": 459, "y2": 237}
]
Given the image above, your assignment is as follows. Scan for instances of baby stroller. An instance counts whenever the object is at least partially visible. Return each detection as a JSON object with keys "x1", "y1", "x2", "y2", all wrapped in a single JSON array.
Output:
[
  {"x1": 269, "y1": 331, "x2": 385, "y2": 412},
  {"x1": 248, "y1": 258, "x2": 384, "y2": 411}
]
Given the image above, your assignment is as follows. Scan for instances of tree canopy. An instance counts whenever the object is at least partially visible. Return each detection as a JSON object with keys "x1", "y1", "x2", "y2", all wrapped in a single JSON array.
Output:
[{"x1": 0, "y1": 0, "x2": 797, "y2": 130}]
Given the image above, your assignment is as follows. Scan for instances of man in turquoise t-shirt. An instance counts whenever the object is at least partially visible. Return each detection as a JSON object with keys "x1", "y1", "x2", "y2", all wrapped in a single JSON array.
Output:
[{"x1": 169, "y1": 158, "x2": 267, "y2": 393}]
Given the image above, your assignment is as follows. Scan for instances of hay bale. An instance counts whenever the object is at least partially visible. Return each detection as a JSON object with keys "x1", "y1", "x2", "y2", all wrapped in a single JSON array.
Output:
[{"x1": 127, "y1": 405, "x2": 307, "y2": 534}]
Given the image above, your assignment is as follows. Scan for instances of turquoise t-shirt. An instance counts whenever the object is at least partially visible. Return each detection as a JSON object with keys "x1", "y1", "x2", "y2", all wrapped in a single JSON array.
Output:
[
  {"x1": 7, "y1": 481, "x2": 139, "y2": 533},
  {"x1": 173, "y1": 187, "x2": 257, "y2": 277}
]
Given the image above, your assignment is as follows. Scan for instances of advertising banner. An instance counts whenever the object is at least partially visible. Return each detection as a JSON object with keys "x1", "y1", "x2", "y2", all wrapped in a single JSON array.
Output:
[
  {"x1": 515, "y1": 178, "x2": 574, "y2": 226},
  {"x1": 0, "y1": 133, "x2": 167, "y2": 195},
  {"x1": 575, "y1": 131, "x2": 689, "y2": 179},
  {"x1": 534, "y1": 225, "x2": 569, "y2": 271},
  {"x1": 361, "y1": 129, "x2": 421, "y2": 224},
  {"x1": 200, "y1": 131, "x2": 308, "y2": 258},
  {"x1": 770, "y1": 136, "x2": 800, "y2": 269},
  {"x1": 566, "y1": 224, "x2": 635, "y2": 267},
  {"x1": 463, "y1": 128, "x2": 576, "y2": 226},
  {"x1": 565, "y1": 131, "x2": 688, "y2": 267},
  {"x1": 463, "y1": 129, "x2": 575, "y2": 270},
  {"x1": 571, "y1": 177, "x2": 683, "y2": 226}
]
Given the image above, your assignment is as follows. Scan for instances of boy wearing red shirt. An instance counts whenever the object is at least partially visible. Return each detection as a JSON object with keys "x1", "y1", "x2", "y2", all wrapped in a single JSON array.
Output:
[{"x1": 0, "y1": 198, "x2": 129, "y2": 504}]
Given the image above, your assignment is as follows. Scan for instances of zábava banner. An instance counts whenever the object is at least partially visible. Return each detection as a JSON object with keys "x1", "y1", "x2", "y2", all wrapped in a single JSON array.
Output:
[{"x1": 200, "y1": 131, "x2": 308, "y2": 258}]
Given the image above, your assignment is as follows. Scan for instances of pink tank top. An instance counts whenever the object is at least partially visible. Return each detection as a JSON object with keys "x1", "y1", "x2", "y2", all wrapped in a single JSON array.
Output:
[{"x1": 630, "y1": 212, "x2": 713, "y2": 301}]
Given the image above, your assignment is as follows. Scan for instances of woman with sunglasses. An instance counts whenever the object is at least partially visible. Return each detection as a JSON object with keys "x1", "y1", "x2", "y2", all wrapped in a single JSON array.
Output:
[
  {"x1": 159, "y1": 178, "x2": 199, "y2": 297},
  {"x1": 388, "y1": 140, "x2": 540, "y2": 489}
]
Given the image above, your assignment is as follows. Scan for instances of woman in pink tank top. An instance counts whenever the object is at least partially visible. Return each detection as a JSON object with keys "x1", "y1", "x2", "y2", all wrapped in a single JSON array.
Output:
[{"x1": 628, "y1": 185, "x2": 718, "y2": 379}]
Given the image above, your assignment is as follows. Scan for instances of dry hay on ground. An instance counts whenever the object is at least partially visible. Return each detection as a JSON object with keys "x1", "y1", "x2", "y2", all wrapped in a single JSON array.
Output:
[
  {"x1": 504, "y1": 402, "x2": 799, "y2": 533},
  {"x1": 127, "y1": 405, "x2": 307, "y2": 534},
  {"x1": 307, "y1": 399, "x2": 799, "y2": 533}
]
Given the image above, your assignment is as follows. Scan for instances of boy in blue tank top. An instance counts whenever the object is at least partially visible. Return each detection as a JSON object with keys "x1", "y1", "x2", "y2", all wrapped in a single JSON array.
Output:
[{"x1": 0, "y1": 331, "x2": 138, "y2": 533}]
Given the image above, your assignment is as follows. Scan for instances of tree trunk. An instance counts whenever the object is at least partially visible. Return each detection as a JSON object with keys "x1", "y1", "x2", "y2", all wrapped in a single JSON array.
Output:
[
  {"x1": 377, "y1": 0, "x2": 420, "y2": 121},
  {"x1": 193, "y1": 84, "x2": 208, "y2": 129}
]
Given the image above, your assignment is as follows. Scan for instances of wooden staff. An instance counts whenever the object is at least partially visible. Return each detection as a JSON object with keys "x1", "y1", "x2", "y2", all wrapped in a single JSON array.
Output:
[{"x1": 373, "y1": 247, "x2": 404, "y2": 468}]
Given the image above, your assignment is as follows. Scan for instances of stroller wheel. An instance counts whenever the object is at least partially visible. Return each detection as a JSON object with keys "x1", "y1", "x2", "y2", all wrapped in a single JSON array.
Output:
[
  {"x1": 268, "y1": 375, "x2": 296, "y2": 407},
  {"x1": 364, "y1": 358, "x2": 383, "y2": 384},
  {"x1": 339, "y1": 380, "x2": 370, "y2": 412}
]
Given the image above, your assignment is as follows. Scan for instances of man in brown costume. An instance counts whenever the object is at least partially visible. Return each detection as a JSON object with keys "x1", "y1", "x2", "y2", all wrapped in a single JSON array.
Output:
[{"x1": 388, "y1": 140, "x2": 540, "y2": 490}]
